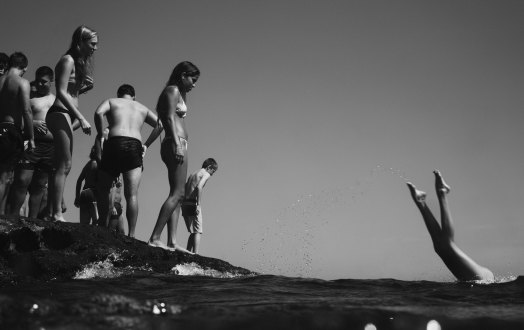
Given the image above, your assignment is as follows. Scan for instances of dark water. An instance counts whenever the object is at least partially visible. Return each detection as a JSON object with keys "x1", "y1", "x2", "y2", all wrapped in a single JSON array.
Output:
[{"x1": 1, "y1": 264, "x2": 523, "y2": 330}]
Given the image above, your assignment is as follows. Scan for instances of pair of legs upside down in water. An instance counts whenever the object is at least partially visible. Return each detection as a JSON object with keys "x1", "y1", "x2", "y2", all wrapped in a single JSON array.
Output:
[{"x1": 407, "y1": 170, "x2": 494, "y2": 282}]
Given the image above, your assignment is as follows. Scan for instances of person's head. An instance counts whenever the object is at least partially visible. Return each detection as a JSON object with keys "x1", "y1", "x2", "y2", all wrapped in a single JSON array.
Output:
[
  {"x1": 0, "y1": 52, "x2": 8, "y2": 75},
  {"x1": 202, "y1": 158, "x2": 218, "y2": 175},
  {"x1": 167, "y1": 61, "x2": 200, "y2": 93},
  {"x1": 34, "y1": 66, "x2": 54, "y2": 97},
  {"x1": 66, "y1": 25, "x2": 98, "y2": 85},
  {"x1": 67, "y1": 25, "x2": 98, "y2": 59},
  {"x1": 9, "y1": 52, "x2": 28, "y2": 75},
  {"x1": 117, "y1": 84, "x2": 135, "y2": 99}
]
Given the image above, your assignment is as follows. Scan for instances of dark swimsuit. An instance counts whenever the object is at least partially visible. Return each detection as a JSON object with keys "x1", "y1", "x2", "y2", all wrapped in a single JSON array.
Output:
[
  {"x1": 47, "y1": 105, "x2": 74, "y2": 119},
  {"x1": 100, "y1": 136, "x2": 143, "y2": 177},
  {"x1": 0, "y1": 122, "x2": 24, "y2": 171}
]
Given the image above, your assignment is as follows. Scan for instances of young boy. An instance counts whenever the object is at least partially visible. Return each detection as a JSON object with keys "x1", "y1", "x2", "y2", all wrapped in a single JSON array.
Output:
[{"x1": 181, "y1": 158, "x2": 218, "y2": 254}]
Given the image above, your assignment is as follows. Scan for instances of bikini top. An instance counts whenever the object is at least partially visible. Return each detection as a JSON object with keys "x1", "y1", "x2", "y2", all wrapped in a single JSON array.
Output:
[{"x1": 175, "y1": 97, "x2": 187, "y2": 118}]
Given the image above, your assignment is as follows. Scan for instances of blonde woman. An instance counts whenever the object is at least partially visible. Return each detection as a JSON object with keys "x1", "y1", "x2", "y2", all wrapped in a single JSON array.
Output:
[{"x1": 46, "y1": 25, "x2": 98, "y2": 222}]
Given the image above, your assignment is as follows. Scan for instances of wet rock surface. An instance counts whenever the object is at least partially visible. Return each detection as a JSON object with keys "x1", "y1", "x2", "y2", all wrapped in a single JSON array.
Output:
[{"x1": 0, "y1": 216, "x2": 252, "y2": 285}]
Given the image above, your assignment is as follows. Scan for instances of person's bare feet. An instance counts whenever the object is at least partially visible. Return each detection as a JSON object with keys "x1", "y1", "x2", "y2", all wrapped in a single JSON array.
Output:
[
  {"x1": 433, "y1": 170, "x2": 451, "y2": 196},
  {"x1": 167, "y1": 243, "x2": 194, "y2": 254},
  {"x1": 51, "y1": 214, "x2": 67, "y2": 222},
  {"x1": 148, "y1": 239, "x2": 176, "y2": 252},
  {"x1": 407, "y1": 182, "x2": 427, "y2": 206}
]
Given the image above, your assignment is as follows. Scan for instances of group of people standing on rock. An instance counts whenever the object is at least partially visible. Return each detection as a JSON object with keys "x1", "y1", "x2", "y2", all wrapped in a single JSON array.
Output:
[{"x1": 0, "y1": 25, "x2": 217, "y2": 255}]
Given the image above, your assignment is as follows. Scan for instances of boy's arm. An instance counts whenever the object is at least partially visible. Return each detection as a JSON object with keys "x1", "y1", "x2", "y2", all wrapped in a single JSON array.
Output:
[
  {"x1": 195, "y1": 172, "x2": 211, "y2": 204},
  {"x1": 143, "y1": 107, "x2": 163, "y2": 152},
  {"x1": 20, "y1": 79, "x2": 34, "y2": 149},
  {"x1": 94, "y1": 100, "x2": 110, "y2": 162},
  {"x1": 74, "y1": 163, "x2": 88, "y2": 207}
]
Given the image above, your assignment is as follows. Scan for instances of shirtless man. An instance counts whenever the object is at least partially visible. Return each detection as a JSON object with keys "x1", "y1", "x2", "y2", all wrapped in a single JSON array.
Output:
[
  {"x1": 407, "y1": 170, "x2": 494, "y2": 282},
  {"x1": 181, "y1": 158, "x2": 218, "y2": 254},
  {"x1": 0, "y1": 52, "x2": 34, "y2": 215},
  {"x1": 8, "y1": 66, "x2": 55, "y2": 217},
  {"x1": 94, "y1": 84, "x2": 162, "y2": 237}
]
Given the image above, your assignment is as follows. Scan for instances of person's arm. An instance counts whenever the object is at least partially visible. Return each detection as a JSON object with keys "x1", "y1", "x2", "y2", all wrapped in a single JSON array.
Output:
[
  {"x1": 94, "y1": 100, "x2": 110, "y2": 163},
  {"x1": 188, "y1": 172, "x2": 211, "y2": 204},
  {"x1": 55, "y1": 55, "x2": 91, "y2": 134},
  {"x1": 74, "y1": 163, "x2": 88, "y2": 207},
  {"x1": 163, "y1": 87, "x2": 184, "y2": 163},
  {"x1": 79, "y1": 75, "x2": 93, "y2": 95},
  {"x1": 19, "y1": 79, "x2": 34, "y2": 149},
  {"x1": 195, "y1": 172, "x2": 211, "y2": 204},
  {"x1": 142, "y1": 107, "x2": 163, "y2": 156}
]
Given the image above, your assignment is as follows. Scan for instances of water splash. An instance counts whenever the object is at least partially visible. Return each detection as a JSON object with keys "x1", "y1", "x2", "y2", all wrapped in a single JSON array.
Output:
[
  {"x1": 74, "y1": 253, "x2": 152, "y2": 279},
  {"x1": 74, "y1": 253, "x2": 124, "y2": 279},
  {"x1": 171, "y1": 262, "x2": 255, "y2": 278},
  {"x1": 473, "y1": 274, "x2": 518, "y2": 285},
  {"x1": 245, "y1": 163, "x2": 412, "y2": 278}
]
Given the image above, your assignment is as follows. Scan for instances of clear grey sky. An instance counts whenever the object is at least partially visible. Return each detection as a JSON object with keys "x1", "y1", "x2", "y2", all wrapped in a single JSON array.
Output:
[{"x1": 2, "y1": 0, "x2": 523, "y2": 281}]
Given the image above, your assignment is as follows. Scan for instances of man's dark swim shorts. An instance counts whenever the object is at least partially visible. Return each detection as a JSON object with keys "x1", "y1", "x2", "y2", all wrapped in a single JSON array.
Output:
[
  {"x1": 0, "y1": 123, "x2": 24, "y2": 171},
  {"x1": 19, "y1": 141, "x2": 55, "y2": 173},
  {"x1": 100, "y1": 136, "x2": 143, "y2": 177}
]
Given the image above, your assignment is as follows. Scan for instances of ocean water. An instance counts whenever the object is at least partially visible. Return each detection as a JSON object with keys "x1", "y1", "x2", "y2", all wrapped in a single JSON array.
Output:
[{"x1": 1, "y1": 261, "x2": 523, "y2": 330}]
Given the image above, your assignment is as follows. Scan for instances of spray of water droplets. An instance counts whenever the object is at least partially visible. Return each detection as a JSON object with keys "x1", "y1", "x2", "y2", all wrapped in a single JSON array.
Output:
[{"x1": 242, "y1": 164, "x2": 412, "y2": 278}]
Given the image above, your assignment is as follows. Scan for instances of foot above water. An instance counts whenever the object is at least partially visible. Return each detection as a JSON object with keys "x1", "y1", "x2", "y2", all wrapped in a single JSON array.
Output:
[
  {"x1": 407, "y1": 182, "x2": 427, "y2": 205},
  {"x1": 433, "y1": 170, "x2": 451, "y2": 195}
]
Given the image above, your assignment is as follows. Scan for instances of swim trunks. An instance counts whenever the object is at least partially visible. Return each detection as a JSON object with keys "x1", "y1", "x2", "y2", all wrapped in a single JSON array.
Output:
[
  {"x1": 160, "y1": 136, "x2": 188, "y2": 164},
  {"x1": 0, "y1": 122, "x2": 24, "y2": 171},
  {"x1": 47, "y1": 105, "x2": 73, "y2": 119},
  {"x1": 19, "y1": 141, "x2": 54, "y2": 173},
  {"x1": 182, "y1": 199, "x2": 202, "y2": 234},
  {"x1": 100, "y1": 136, "x2": 143, "y2": 177},
  {"x1": 79, "y1": 187, "x2": 97, "y2": 206}
]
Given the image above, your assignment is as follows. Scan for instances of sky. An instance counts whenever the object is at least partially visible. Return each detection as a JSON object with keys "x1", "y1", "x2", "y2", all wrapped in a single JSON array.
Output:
[{"x1": 1, "y1": 0, "x2": 523, "y2": 281}]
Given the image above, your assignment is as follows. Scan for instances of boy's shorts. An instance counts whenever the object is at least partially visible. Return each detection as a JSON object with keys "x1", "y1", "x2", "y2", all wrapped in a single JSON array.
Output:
[{"x1": 182, "y1": 199, "x2": 202, "y2": 234}]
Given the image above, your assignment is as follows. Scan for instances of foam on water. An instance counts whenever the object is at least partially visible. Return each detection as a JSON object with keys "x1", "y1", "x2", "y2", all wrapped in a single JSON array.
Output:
[
  {"x1": 474, "y1": 274, "x2": 518, "y2": 285},
  {"x1": 74, "y1": 252, "x2": 152, "y2": 279},
  {"x1": 171, "y1": 262, "x2": 252, "y2": 278},
  {"x1": 74, "y1": 253, "x2": 124, "y2": 279}
]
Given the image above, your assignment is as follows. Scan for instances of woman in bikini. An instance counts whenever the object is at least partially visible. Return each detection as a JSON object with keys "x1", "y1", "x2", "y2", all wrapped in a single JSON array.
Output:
[
  {"x1": 46, "y1": 25, "x2": 97, "y2": 222},
  {"x1": 407, "y1": 170, "x2": 494, "y2": 281},
  {"x1": 148, "y1": 61, "x2": 199, "y2": 252}
]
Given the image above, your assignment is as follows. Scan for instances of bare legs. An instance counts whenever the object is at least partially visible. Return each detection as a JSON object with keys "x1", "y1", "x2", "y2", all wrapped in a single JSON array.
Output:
[
  {"x1": 148, "y1": 143, "x2": 191, "y2": 253},
  {"x1": 79, "y1": 188, "x2": 98, "y2": 225},
  {"x1": 407, "y1": 170, "x2": 494, "y2": 281},
  {"x1": 28, "y1": 171, "x2": 49, "y2": 218},
  {"x1": 0, "y1": 170, "x2": 14, "y2": 216},
  {"x1": 7, "y1": 168, "x2": 33, "y2": 217},
  {"x1": 122, "y1": 167, "x2": 142, "y2": 237},
  {"x1": 96, "y1": 170, "x2": 115, "y2": 228},
  {"x1": 187, "y1": 233, "x2": 201, "y2": 254},
  {"x1": 46, "y1": 112, "x2": 73, "y2": 222}
]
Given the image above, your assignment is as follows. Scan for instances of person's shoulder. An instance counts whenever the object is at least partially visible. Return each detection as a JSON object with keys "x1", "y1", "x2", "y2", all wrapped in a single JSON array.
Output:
[
  {"x1": 58, "y1": 54, "x2": 74, "y2": 65},
  {"x1": 46, "y1": 93, "x2": 56, "y2": 103},
  {"x1": 89, "y1": 159, "x2": 98, "y2": 169},
  {"x1": 164, "y1": 85, "x2": 181, "y2": 97},
  {"x1": 15, "y1": 76, "x2": 30, "y2": 90}
]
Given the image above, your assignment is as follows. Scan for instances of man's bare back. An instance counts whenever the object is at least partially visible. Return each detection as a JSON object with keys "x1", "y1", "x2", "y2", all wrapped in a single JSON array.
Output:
[
  {"x1": 105, "y1": 98, "x2": 151, "y2": 140},
  {"x1": 0, "y1": 73, "x2": 31, "y2": 129}
]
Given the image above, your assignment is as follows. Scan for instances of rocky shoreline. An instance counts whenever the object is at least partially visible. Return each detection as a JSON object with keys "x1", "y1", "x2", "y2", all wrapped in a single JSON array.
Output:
[{"x1": 0, "y1": 216, "x2": 252, "y2": 285}]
